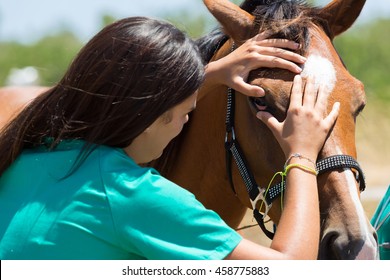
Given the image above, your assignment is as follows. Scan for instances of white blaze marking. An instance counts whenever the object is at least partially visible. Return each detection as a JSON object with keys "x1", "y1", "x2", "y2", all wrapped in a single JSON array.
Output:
[
  {"x1": 333, "y1": 145, "x2": 379, "y2": 259},
  {"x1": 301, "y1": 54, "x2": 336, "y2": 94}
]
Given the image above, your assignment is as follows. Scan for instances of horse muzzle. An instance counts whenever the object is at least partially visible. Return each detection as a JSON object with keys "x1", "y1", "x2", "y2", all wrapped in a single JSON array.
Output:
[
  {"x1": 319, "y1": 225, "x2": 379, "y2": 259},
  {"x1": 317, "y1": 165, "x2": 379, "y2": 260}
]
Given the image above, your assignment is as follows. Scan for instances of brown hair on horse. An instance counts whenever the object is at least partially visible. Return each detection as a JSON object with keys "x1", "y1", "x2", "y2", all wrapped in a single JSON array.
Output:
[{"x1": 150, "y1": 0, "x2": 377, "y2": 259}]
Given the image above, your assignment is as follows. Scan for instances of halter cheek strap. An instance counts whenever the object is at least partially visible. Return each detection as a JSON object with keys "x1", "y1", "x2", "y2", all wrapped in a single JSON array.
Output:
[{"x1": 224, "y1": 87, "x2": 366, "y2": 240}]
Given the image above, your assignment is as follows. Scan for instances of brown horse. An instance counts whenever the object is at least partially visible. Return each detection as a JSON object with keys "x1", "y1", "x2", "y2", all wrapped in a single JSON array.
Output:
[
  {"x1": 0, "y1": 86, "x2": 48, "y2": 129},
  {"x1": 0, "y1": 0, "x2": 378, "y2": 259},
  {"x1": 151, "y1": 0, "x2": 377, "y2": 259}
]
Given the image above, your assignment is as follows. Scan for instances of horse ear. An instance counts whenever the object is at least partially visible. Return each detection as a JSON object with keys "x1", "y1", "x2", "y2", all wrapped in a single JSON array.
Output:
[
  {"x1": 203, "y1": 0, "x2": 256, "y2": 43},
  {"x1": 320, "y1": 0, "x2": 366, "y2": 39}
]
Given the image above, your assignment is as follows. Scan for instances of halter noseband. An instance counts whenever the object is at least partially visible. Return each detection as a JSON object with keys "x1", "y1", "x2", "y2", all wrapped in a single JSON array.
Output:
[{"x1": 225, "y1": 86, "x2": 366, "y2": 240}]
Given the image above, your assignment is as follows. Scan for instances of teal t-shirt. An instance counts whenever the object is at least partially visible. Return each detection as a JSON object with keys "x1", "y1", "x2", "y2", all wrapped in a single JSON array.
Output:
[
  {"x1": 0, "y1": 140, "x2": 242, "y2": 260},
  {"x1": 371, "y1": 186, "x2": 390, "y2": 260}
]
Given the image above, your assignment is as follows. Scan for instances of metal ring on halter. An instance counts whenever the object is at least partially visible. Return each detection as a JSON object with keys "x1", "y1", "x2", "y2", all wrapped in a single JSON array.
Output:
[{"x1": 250, "y1": 187, "x2": 272, "y2": 218}]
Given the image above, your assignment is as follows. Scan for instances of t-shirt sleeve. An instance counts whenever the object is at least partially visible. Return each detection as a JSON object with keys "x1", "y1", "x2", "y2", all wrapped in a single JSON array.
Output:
[{"x1": 100, "y1": 151, "x2": 242, "y2": 260}]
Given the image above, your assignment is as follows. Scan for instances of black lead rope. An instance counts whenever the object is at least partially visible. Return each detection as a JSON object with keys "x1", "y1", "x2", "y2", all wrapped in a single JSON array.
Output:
[{"x1": 224, "y1": 87, "x2": 366, "y2": 240}]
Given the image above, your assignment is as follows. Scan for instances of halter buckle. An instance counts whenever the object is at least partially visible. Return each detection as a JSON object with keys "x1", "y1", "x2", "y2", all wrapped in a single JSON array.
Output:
[
  {"x1": 250, "y1": 187, "x2": 273, "y2": 218},
  {"x1": 224, "y1": 126, "x2": 236, "y2": 145}
]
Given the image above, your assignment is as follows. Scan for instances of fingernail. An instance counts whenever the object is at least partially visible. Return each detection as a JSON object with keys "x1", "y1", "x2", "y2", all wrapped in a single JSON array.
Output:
[
  {"x1": 294, "y1": 75, "x2": 302, "y2": 81},
  {"x1": 257, "y1": 88, "x2": 265, "y2": 97}
]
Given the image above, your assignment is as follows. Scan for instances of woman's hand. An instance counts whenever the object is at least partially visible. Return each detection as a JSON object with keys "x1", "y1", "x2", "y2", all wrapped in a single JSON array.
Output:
[
  {"x1": 256, "y1": 75, "x2": 340, "y2": 161},
  {"x1": 204, "y1": 32, "x2": 306, "y2": 97}
]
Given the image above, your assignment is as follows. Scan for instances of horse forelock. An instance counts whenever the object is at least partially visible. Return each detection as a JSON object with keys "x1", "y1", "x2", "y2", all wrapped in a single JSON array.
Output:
[{"x1": 251, "y1": 0, "x2": 325, "y2": 55}]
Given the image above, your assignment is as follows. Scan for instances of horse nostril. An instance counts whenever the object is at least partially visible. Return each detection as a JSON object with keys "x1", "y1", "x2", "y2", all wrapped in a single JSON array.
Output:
[
  {"x1": 319, "y1": 231, "x2": 365, "y2": 260},
  {"x1": 319, "y1": 231, "x2": 339, "y2": 260}
]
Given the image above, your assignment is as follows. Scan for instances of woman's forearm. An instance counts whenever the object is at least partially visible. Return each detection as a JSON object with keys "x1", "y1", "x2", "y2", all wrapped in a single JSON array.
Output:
[{"x1": 270, "y1": 157, "x2": 320, "y2": 259}]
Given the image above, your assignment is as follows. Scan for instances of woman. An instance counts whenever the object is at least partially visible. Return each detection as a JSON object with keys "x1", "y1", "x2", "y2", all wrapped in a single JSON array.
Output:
[{"x1": 0, "y1": 17, "x2": 339, "y2": 260}]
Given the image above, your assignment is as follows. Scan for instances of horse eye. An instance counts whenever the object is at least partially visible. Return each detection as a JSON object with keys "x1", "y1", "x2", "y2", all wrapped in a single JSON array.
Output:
[
  {"x1": 354, "y1": 103, "x2": 366, "y2": 118},
  {"x1": 254, "y1": 97, "x2": 267, "y2": 107},
  {"x1": 250, "y1": 96, "x2": 268, "y2": 112}
]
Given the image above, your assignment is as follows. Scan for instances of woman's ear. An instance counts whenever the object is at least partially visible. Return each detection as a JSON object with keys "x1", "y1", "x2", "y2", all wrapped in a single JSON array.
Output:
[{"x1": 161, "y1": 110, "x2": 173, "y2": 124}]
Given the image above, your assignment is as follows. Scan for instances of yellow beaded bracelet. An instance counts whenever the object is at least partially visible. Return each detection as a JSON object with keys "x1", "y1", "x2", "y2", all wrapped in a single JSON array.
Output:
[
  {"x1": 258, "y1": 161, "x2": 318, "y2": 213},
  {"x1": 284, "y1": 163, "x2": 318, "y2": 176}
]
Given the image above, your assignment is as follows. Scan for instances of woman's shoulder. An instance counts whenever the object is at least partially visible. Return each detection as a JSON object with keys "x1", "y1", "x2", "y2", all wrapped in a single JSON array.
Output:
[
  {"x1": 97, "y1": 144, "x2": 160, "y2": 180},
  {"x1": 97, "y1": 144, "x2": 198, "y2": 204}
]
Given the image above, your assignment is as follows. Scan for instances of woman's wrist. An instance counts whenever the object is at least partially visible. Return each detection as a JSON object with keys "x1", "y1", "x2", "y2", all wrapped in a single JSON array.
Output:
[
  {"x1": 285, "y1": 152, "x2": 316, "y2": 169},
  {"x1": 204, "y1": 60, "x2": 227, "y2": 86},
  {"x1": 198, "y1": 61, "x2": 226, "y2": 101}
]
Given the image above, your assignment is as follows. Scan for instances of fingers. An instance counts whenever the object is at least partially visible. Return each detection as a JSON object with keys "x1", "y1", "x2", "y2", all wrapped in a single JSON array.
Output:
[
  {"x1": 226, "y1": 35, "x2": 306, "y2": 96},
  {"x1": 301, "y1": 76, "x2": 340, "y2": 130},
  {"x1": 302, "y1": 76, "x2": 317, "y2": 108},
  {"x1": 289, "y1": 75, "x2": 304, "y2": 108},
  {"x1": 233, "y1": 79, "x2": 265, "y2": 97},
  {"x1": 312, "y1": 83, "x2": 339, "y2": 128},
  {"x1": 239, "y1": 34, "x2": 306, "y2": 74},
  {"x1": 253, "y1": 33, "x2": 300, "y2": 51},
  {"x1": 314, "y1": 84, "x2": 331, "y2": 114},
  {"x1": 256, "y1": 110, "x2": 280, "y2": 132},
  {"x1": 267, "y1": 48, "x2": 306, "y2": 65},
  {"x1": 323, "y1": 101, "x2": 340, "y2": 129},
  {"x1": 255, "y1": 74, "x2": 340, "y2": 159},
  {"x1": 253, "y1": 31, "x2": 273, "y2": 41},
  {"x1": 248, "y1": 47, "x2": 305, "y2": 73},
  {"x1": 254, "y1": 55, "x2": 304, "y2": 74},
  {"x1": 249, "y1": 37, "x2": 306, "y2": 63}
]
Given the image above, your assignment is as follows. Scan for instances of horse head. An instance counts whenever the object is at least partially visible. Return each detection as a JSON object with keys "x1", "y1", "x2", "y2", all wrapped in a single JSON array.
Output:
[{"x1": 202, "y1": 0, "x2": 377, "y2": 259}]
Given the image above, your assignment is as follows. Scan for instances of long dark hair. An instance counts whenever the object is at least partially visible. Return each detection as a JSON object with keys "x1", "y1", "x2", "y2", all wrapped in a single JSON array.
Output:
[{"x1": 0, "y1": 17, "x2": 205, "y2": 176}]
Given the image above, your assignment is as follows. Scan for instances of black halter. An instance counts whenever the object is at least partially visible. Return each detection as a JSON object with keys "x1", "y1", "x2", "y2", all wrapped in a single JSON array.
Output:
[{"x1": 224, "y1": 87, "x2": 366, "y2": 239}]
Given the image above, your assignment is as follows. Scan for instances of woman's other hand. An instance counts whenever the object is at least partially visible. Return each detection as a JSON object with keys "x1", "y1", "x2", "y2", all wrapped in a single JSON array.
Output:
[
  {"x1": 256, "y1": 75, "x2": 340, "y2": 161},
  {"x1": 205, "y1": 32, "x2": 306, "y2": 97}
]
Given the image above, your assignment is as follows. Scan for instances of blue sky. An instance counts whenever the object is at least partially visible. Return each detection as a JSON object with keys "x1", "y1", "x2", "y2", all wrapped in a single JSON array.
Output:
[{"x1": 1, "y1": 0, "x2": 389, "y2": 44}]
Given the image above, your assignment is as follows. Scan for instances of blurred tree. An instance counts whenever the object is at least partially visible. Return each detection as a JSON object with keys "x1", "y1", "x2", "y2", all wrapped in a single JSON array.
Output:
[
  {"x1": 166, "y1": 11, "x2": 214, "y2": 39},
  {"x1": 101, "y1": 14, "x2": 117, "y2": 28},
  {"x1": 0, "y1": 31, "x2": 82, "y2": 86},
  {"x1": 334, "y1": 19, "x2": 390, "y2": 101}
]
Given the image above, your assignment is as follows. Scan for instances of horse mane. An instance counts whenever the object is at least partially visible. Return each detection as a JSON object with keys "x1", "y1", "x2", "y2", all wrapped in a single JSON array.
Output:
[
  {"x1": 196, "y1": 28, "x2": 228, "y2": 64},
  {"x1": 148, "y1": 0, "x2": 327, "y2": 175}
]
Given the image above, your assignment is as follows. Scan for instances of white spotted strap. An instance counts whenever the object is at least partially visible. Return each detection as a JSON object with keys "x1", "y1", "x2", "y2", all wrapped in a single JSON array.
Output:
[{"x1": 316, "y1": 155, "x2": 366, "y2": 192}]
